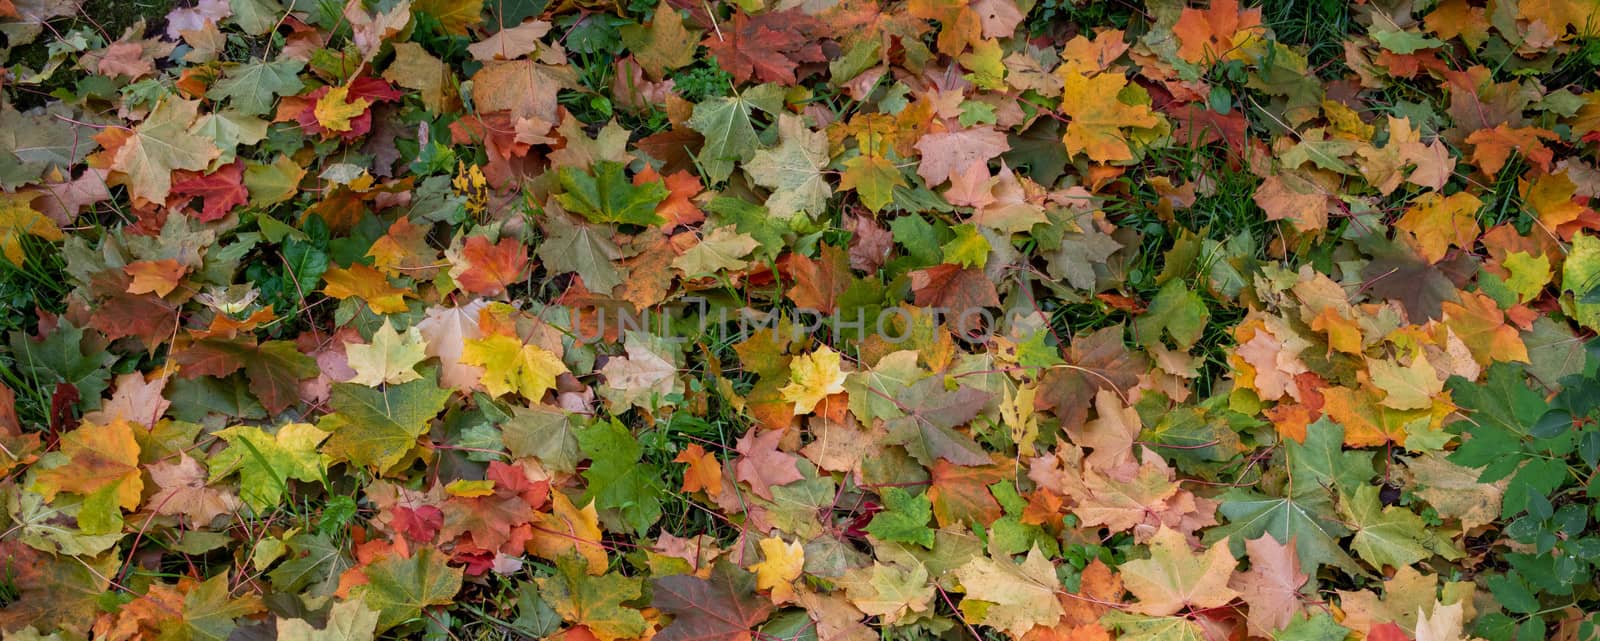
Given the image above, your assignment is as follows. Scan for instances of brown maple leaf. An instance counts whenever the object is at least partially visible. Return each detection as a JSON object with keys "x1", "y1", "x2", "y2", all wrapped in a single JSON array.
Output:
[{"x1": 653, "y1": 564, "x2": 775, "y2": 641}]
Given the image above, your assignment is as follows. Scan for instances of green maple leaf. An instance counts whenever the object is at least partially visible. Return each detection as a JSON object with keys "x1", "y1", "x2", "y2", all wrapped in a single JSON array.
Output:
[
  {"x1": 884, "y1": 377, "x2": 993, "y2": 467},
  {"x1": 939, "y1": 223, "x2": 990, "y2": 269},
  {"x1": 1340, "y1": 484, "x2": 1459, "y2": 570},
  {"x1": 0, "y1": 104, "x2": 96, "y2": 189},
  {"x1": 206, "y1": 60, "x2": 306, "y2": 116},
  {"x1": 705, "y1": 196, "x2": 785, "y2": 259},
  {"x1": 1204, "y1": 420, "x2": 1372, "y2": 577},
  {"x1": 353, "y1": 547, "x2": 463, "y2": 632},
  {"x1": 7, "y1": 320, "x2": 114, "y2": 408},
  {"x1": 556, "y1": 160, "x2": 667, "y2": 226},
  {"x1": 844, "y1": 350, "x2": 924, "y2": 425},
  {"x1": 322, "y1": 375, "x2": 451, "y2": 472},
  {"x1": 1100, "y1": 612, "x2": 1206, "y2": 641},
  {"x1": 686, "y1": 86, "x2": 783, "y2": 183},
  {"x1": 1289, "y1": 418, "x2": 1375, "y2": 496},
  {"x1": 576, "y1": 419, "x2": 665, "y2": 535},
  {"x1": 537, "y1": 213, "x2": 624, "y2": 293},
  {"x1": 209, "y1": 422, "x2": 330, "y2": 511},
  {"x1": 866, "y1": 487, "x2": 935, "y2": 548},
  {"x1": 535, "y1": 555, "x2": 649, "y2": 641},
  {"x1": 1134, "y1": 279, "x2": 1209, "y2": 349},
  {"x1": 175, "y1": 574, "x2": 266, "y2": 641},
  {"x1": 501, "y1": 403, "x2": 583, "y2": 474},
  {"x1": 1211, "y1": 491, "x2": 1356, "y2": 575},
  {"x1": 1271, "y1": 612, "x2": 1350, "y2": 641},
  {"x1": 269, "y1": 532, "x2": 352, "y2": 595}
]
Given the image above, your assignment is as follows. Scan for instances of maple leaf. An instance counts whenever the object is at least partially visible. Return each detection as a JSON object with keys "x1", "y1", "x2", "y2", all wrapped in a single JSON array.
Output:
[
  {"x1": 456, "y1": 235, "x2": 530, "y2": 296},
  {"x1": 687, "y1": 87, "x2": 784, "y2": 183},
  {"x1": 675, "y1": 443, "x2": 723, "y2": 497},
  {"x1": 653, "y1": 563, "x2": 776, "y2": 641},
  {"x1": 780, "y1": 345, "x2": 848, "y2": 415},
  {"x1": 322, "y1": 263, "x2": 415, "y2": 314},
  {"x1": 1340, "y1": 485, "x2": 1458, "y2": 570},
  {"x1": 1404, "y1": 451, "x2": 1508, "y2": 532},
  {"x1": 557, "y1": 160, "x2": 668, "y2": 226},
  {"x1": 1441, "y1": 291, "x2": 1530, "y2": 365},
  {"x1": 955, "y1": 546, "x2": 1067, "y2": 637},
  {"x1": 866, "y1": 487, "x2": 936, "y2": 547},
  {"x1": 209, "y1": 422, "x2": 329, "y2": 511},
  {"x1": 539, "y1": 213, "x2": 625, "y2": 294},
  {"x1": 1368, "y1": 355, "x2": 1445, "y2": 411},
  {"x1": 416, "y1": 300, "x2": 488, "y2": 390},
  {"x1": 578, "y1": 418, "x2": 666, "y2": 534},
  {"x1": 315, "y1": 86, "x2": 374, "y2": 133},
  {"x1": 673, "y1": 226, "x2": 761, "y2": 279},
  {"x1": 344, "y1": 320, "x2": 429, "y2": 387},
  {"x1": 1395, "y1": 191, "x2": 1482, "y2": 264},
  {"x1": 914, "y1": 127, "x2": 1011, "y2": 187},
  {"x1": 147, "y1": 454, "x2": 243, "y2": 526},
  {"x1": 1253, "y1": 171, "x2": 1333, "y2": 232},
  {"x1": 1172, "y1": 0, "x2": 1264, "y2": 63},
  {"x1": 909, "y1": 263, "x2": 1001, "y2": 310},
  {"x1": 785, "y1": 244, "x2": 852, "y2": 314},
  {"x1": 747, "y1": 114, "x2": 832, "y2": 219},
  {"x1": 529, "y1": 492, "x2": 609, "y2": 574},
  {"x1": 1464, "y1": 124, "x2": 1555, "y2": 176},
  {"x1": 322, "y1": 376, "x2": 451, "y2": 471},
  {"x1": 1119, "y1": 527, "x2": 1240, "y2": 616},
  {"x1": 928, "y1": 459, "x2": 1007, "y2": 527},
  {"x1": 0, "y1": 191, "x2": 64, "y2": 264},
  {"x1": 384, "y1": 42, "x2": 458, "y2": 113},
  {"x1": 171, "y1": 160, "x2": 249, "y2": 222},
  {"x1": 110, "y1": 98, "x2": 221, "y2": 204},
  {"x1": 748, "y1": 536, "x2": 805, "y2": 603},
  {"x1": 885, "y1": 376, "x2": 993, "y2": 466},
  {"x1": 1228, "y1": 535, "x2": 1308, "y2": 637},
  {"x1": 33, "y1": 417, "x2": 143, "y2": 534},
  {"x1": 733, "y1": 428, "x2": 804, "y2": 500},
  {"x1": 353, "y1": 547, "x2": 464, "y2": 631},
  {"x1": 837, "y1": 562, "x2": 936, "y2": 624},
  {"x1": 123, "y1": 258, "x2": 187, "y2": 297},
  {"x1": 461, "y1": 334, "x2": 568, "y2": 400},
  {"x1": 276, "y1": 599, "x2": 380, "y2": 641},
  {"x1": 537, "y1": 555, "x2": 650, "y2": 641},
  {"x1": 1058, "y1": 70, "x2": 1161, "y2": 163},
  {"x1": 701, "y1": 9, "x2": 825, "y2": 85},
  {"x1": 839, "y1": 155, "x2": 906, "y2": 213},
  {"x1": 620, "y1": 1, "x2": 698, "y2": 78},
  {"x1": 207, "y1": 60, "x2": 306, "y2": 116}
]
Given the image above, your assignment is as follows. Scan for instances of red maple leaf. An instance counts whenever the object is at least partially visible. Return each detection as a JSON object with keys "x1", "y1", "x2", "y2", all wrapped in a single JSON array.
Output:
[
  {"x1": 701, "y1": 9, "x2": 826, "y2": 85},
  {"x1": 456, "y1": 236, "x2": 530, "y2": 297},
  {"x1": 172, "y1": 160, "x2": 248, "y2": 222}
]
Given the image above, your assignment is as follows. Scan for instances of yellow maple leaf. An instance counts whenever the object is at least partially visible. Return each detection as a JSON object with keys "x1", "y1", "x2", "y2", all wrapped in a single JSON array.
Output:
[
  {"x1": 528, "y1": 492, "x2": 608, "y2": 574},
  {"x1": 1058, "y1": 70, "x2": 1162, "y2": 163},
  {"x1": 780, "y1": 345, "x2": 847, "y2": 415},
  {"x1": 748, "y1": 536, "x2": 805, "y2": 603},
  {"x1": 314, "y1": 86, "x2": 373, "y2": 132},
  {"x1": 321, "y1": 263, "x2": 413, "y2": 313},
  {"x1": 0, "y1": 192, "x2": 64, "y2": 265},
  {"x1": 461, "y1": 334, "x2": 568, "y2": 400},
  {"x1": 1395, "y1": 191, "x2": 1481, "y2": 264},
  {"x1": 344, "y1": 319, "x2": 429, "y2": 387}
]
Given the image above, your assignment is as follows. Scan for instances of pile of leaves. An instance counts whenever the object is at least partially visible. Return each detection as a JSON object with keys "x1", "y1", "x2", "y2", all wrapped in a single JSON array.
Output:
[{"x1": 4, "y1": 0, "x2": 1600, "y2": 639}]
